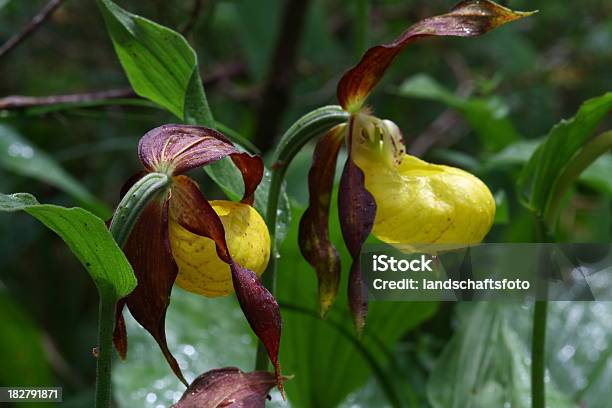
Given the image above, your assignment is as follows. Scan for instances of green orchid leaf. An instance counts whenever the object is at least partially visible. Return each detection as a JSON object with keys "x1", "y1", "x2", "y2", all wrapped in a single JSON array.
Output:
[
  {"x1": 278, "y1": 203, "x2": 437, "y2": 408},
  {"x1": 486, "y1": 139, "x2": 612, "y2": 197},
  {"x1": 0, "y1": 124, "x2": 110, "y2": 218},
  {"x1": 580, "y1": 152, "x2": 612, "y2": 195},
  {"x1": 96, "y1": 0, "x2": 214, "y2": 127},
  {"x1": 0, "y1": 193, "x2": 136, "y2": 300},
  {"x1": 427, "y1": 304, "x2": 575, "y2": 408},
  {"x1": 518, "y1": 92, "x2": 612, "y2": 224},
  {"x1": 398, "y1": 74, "x2": 520, "y2": 151}
]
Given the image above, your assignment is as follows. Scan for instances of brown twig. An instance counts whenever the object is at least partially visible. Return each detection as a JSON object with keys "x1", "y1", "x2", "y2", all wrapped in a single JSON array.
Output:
[
  {"x1": 252, "y1": 0, "x2": 312, "y2": 153},
  {"x1": 0, "y1": 88, "x2": 136, "y2": 110},
  {"x1": 0, "y1": 0, "x2": 65, "y2": 59},
  {"x1": 408, "y1": 53, "x2": 474, "y2": 157},
  {"x1": 0, "y1": 61, "x2": 247, "y2": 110}
]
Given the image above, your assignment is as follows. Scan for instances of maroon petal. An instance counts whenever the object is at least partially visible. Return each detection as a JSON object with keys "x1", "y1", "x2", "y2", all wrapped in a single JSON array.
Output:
[
  {"x1": 337, "y1": 0, "x2": 535, "y2": 111},
  {"x1": 298, "y1": 125, "x2": 345, "y2": 317},
  {"x1": 113, "y1": 298, "x2": 128, "y2": 360},
  {"x1": 121, "y1": 196, "x2": 187, "y2": 385},
  {"x1": 111, "y1": 171, "x2": 146, "y2": 359},
  {"x1": 229, "y1": 153, "x2": 264, "y2": 205},
  {"x1": 170, "y1": 176, "x2": 283, "y2": 393},
  {"x1": 138, "y1": 124, "x2": 263, "y2": 203},
  {"x1": 172, "y1": 367, "x2": 278, "y2": 408},
  {"x1": 338, "y1": 120, "x2": 377, "y2": 333}
]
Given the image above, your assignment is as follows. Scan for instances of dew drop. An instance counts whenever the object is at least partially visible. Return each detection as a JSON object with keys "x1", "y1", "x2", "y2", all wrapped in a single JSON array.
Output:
[{"x1": 7, "y1": 143, "x2": 34, "y2": 159}]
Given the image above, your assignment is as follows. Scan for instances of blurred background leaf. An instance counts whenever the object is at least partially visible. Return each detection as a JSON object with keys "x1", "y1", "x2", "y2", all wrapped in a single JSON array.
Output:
[
  {"x1": 0, "y1": 288, "x2": 53, "y2": 408},
  {"x1": 0, "y1": 124, "x2": 110, "y2": 218},
  {"x1": 398, "y1": 74, "x2": 520, "y2": 151},
  {"x1": 518, "y1": 93, "x2": 612, "y2": 224}
]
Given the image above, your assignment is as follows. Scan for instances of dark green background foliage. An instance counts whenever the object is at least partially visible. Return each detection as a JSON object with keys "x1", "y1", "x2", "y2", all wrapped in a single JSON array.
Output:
[{"x1": 0, "y1": 0, "x2": 611, "y2": 407}]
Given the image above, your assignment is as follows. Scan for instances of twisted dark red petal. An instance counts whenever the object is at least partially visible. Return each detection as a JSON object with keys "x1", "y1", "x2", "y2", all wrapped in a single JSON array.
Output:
[
  {"x1": 337, "y1": 0, "x2": 534, "y2": 110},
  {"x1": 338, "y1": 119, "x2": 376, "y2": 333},
  {"x1": 119, "y1": 196, "x2": 186, "y2": 385},
  {"x1": 113, "y1": 298, "x2": 128, "y2": 360},
  {"x1": 170, "y1": 176, "x2": 283, "y2": 393},
  {"x1": 172, "y1": 367, "x2": 277, "y2": 408},
  {"x1": 112, "y1": 172, "x2": 146, "y2": 360},
  {"x1": 138, "y1": 124, "x2": 263, "y2": 203},
  {"x1": 298, "y1": 125, "x2": 345, "y2": 317}
]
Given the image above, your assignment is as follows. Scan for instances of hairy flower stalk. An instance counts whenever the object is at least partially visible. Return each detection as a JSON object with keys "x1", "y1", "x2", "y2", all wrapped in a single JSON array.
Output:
[
  {"x1": 112, "y1": 125, "x2": 283, "y2": 392},
  {"x1": 298, "y1": 0, "x2": 533, "y2": 332}
]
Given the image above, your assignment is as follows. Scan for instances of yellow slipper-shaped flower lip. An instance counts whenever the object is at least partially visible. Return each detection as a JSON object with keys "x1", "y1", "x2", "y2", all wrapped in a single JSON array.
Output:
[
  {"x1": 170, "y1": 199, "x2": 270, "y2": 297},
  {"x1": 355, "y1": 152, "x2": 496, "y2": 248},
  {"x1": 113, "y1": 125, "x2": 283, "y2": 392}
]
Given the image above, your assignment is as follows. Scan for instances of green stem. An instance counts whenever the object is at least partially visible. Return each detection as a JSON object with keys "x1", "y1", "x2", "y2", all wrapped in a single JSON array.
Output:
[
  {"x1": 529, "y1": 132, "x2": 612, "y2": 407},
  {"x1": 531, "y1": 299, "x2": 548, "y2": 408},
  {"x1": 95, "y1": 297, "x2": 116, "y2": 408},
  {"x1": 255, "y1": 105, "x2": 350, "y2": 371},
  {"x1": 95, "y1": 172, "x2": 171, "y2": 406},
  {"x1": 531, "y1": 218, "x2": 550, "y2": 408}
]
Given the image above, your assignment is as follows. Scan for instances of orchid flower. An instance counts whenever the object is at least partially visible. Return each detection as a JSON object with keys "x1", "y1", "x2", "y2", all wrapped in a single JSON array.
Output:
[
  {"x1": 299, "y1": 0, "x2": 534, "y2": 330},
  {"x1": 111, "y1": 125, "x2": 282, "y2": 390}
]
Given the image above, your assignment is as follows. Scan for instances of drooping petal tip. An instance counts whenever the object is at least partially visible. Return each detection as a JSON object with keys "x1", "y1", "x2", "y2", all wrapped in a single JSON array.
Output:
[
  {"x1": 339, "y1": 119, "x2": 377, "y2": 332},
  {"x1": 121, "y1": 198, "x2": 187, "y2": 385},
  {"x1": 169, "y1": 176, "x2": 283, "y2": 392},
  {"x1": 337, "y1": 0, "x2": 535, "y2": 111},
  {"x1": 298, "y1": 125, "x2": 346, "y2": 318}
]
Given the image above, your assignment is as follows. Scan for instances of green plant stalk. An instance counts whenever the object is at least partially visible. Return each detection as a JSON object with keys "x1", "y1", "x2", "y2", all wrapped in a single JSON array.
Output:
[
  {"x1": 255, "y1": 105, "x2": 350, "y2": 371},
  {"x1": 528, "y1": 132, "x2": 612, "y2": 408},
  {"x1": 96, "y1": 172, "x2": 172, "y2": 407},
  {"x1": 531, "y1": 299, "x2": 548, "y2": 408},
  {"x1": 95, "y1": 295, "x2": 116, "y2": 408},
  {"x1": 531, "y1": 216, "x2": 551, "y2": 408}
]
